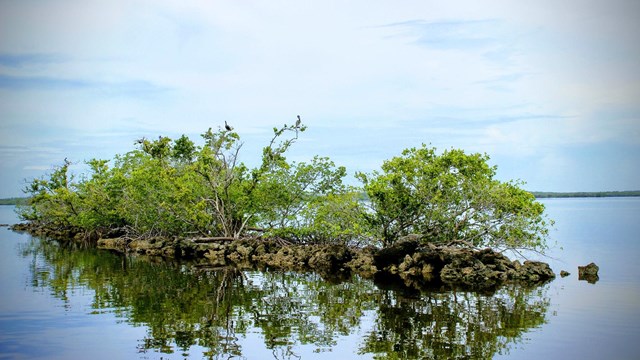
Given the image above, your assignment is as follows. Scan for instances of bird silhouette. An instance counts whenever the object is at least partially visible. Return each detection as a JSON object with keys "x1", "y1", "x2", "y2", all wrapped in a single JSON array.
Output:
[
  {"x1": 225, "y1": 121, "x2": 233, "y2": 131},
  {"x1": 295, "y1": 115, "x2": 301, "y2": 127}
]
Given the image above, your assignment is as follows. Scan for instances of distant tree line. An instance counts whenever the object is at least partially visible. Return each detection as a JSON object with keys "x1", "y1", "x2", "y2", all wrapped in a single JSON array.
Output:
[
  {"x1": 531, "y1": 191, "x2": 640, "y2": 198},
  {"x1": 0, "y1": 197, "x2": 29, "y2": 206},
  {"x1": 10, "y1": 190, "x2": 638, "y2": 205},
  {"x1": 16, "y1": 119, "x2": 553, "y2": 253}
]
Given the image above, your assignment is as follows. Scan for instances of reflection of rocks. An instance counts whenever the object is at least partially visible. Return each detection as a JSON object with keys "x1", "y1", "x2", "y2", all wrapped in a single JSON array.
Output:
[{"x1": 578, "y1": 262, "x2": 599, "y2": 284}]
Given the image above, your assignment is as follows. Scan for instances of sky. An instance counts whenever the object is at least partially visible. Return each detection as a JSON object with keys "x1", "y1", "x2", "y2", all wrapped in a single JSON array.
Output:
[{"x1": 0, "y1": 0, "x2": 639, "y2": 198}]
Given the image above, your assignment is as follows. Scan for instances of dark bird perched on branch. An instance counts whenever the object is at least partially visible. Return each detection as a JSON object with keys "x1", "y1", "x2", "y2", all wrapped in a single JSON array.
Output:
[
  {"x1": 295, "y1": 115, "x2": 301, "y2": 127},
  {"x1": 224, "y1": 121, "x2": 233, "y2": 131}
]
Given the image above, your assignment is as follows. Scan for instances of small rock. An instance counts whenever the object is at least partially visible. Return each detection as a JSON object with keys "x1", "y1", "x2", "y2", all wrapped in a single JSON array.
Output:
[
  {"x1": 578, "y1": 262, "x2": 599, "y2": 276},
  {"x1": 578, "y1": 262, "x2": 599, "y2": 284},
  {"x1": 560, "y1": 270, "x2": 571, "y2": 277}
]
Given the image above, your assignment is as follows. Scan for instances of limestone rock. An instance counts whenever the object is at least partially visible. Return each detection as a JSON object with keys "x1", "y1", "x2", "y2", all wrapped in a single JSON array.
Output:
[
  {"x1": 345, "y1": 246, "x2": 378, "y2": 278},
  {"x1": 97, "y1": 238, "x2": 127, "y2": 251},
  {"x1": 373, "y1": 239, "x2": 419, "y2": 269},
  {"x1": 578, "y1": 262, "x2": 599, "y2": 284},
  {"x1": 308, "y1": 245, "x2": 352, "y2": 273},
  {"x1": 516, "y1": 261, "x2": 555, "y2": 282}
]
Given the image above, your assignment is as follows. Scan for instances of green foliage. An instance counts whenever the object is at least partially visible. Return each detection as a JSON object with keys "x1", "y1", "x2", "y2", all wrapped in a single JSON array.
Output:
[
  {"x1": 357, "y1": 145, "x2": 553, "y2": 251},
  {"x1": 18, "y1": 120, "x2": 367, "y2": 244},
  {"x1": 297, "y1": 191, "x2": 373, "y2": 246},
  {"x1": 18, "y1": 124, "x2": 552, "y2": 252},
  {"x1": 251, "y1": 156, "x2": 370, "y2": 244},
  {"x1": 72, "y1": 158, "x2": 126, "y2": 232},
  {"x1": 171, "y1": 134, "x2": 196, "y2": 163},
  {"x1": 17, "y1": 158, "x2": 81, "y2": 228}
]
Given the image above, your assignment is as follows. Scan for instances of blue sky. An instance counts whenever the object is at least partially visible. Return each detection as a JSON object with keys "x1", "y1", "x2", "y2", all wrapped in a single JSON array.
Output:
[{"x1": 1, "y1": 0, "x2": 639, "y2": 198}]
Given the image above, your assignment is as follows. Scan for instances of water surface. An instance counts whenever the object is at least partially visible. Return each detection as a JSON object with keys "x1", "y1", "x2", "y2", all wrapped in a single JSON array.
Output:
[
  {"x1": 495, "y1": 197, "x2": 640, "y2": 360},
  {"x1": 1, "y1": 198, "x2": 639, "y2": 359}
]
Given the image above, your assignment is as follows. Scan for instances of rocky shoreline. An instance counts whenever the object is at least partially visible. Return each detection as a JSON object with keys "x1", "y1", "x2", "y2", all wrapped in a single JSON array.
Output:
[{"x1": 10, "y1": 223, "x2": 555, "y2": 292}]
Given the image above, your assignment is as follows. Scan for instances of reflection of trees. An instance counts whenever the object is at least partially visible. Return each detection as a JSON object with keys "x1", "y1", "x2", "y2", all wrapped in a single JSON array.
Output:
[
  {"x1": 360, "y1": 286, "x2": 550, "y2": 359},
  {"x1": 20, "y1": 237, "x2": 550, "y2": 359},
  {"x1": 20, "y1": 238, "x2": 251, "y2": 358},
  {"x1": 249, "y1": 271, "x2": 379, "y2": 358}
]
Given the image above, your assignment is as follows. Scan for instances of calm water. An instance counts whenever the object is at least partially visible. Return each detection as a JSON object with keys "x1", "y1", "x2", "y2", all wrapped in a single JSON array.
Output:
[{"x1": 0, "y1": 198, "x2": 639, "y2": 359}]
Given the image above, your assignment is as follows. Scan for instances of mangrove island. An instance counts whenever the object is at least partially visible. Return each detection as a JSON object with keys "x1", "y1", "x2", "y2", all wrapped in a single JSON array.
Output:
[{"x1": 11, "y1": 119, "x2": 555, "y2": 291}]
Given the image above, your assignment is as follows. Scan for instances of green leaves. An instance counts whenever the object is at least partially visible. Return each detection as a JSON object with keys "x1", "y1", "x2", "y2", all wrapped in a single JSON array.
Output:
[
  {"x1": 358, "y1": 144, "x2": 552, "y2": 252},
  {"x1": 251, "y1": 156, "x2": 359, "y2": 243},
  {"x1": 19, "y1": 123, "x2": 551, "y2": 252},
  {"x1": 172, "y1": 135, "x2": 196, "y2": 163},
  {"x1": 19, "y1": 118, "x2": 366, "y2": 244}
]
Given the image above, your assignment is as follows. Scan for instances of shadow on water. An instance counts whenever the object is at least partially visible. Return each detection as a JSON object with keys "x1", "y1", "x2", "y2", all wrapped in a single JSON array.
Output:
[{"x1": 19, "y1": 236, "x2": 551, "y2": 359}]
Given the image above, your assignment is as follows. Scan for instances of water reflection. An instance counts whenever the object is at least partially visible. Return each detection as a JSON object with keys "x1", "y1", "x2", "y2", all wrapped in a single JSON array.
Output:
[
  {"x1": 20, "y1": 237, "x2": 550, "y2": 359},
  {"x1": 361, "y1": 286, "x2": 549, "y2": 359}
]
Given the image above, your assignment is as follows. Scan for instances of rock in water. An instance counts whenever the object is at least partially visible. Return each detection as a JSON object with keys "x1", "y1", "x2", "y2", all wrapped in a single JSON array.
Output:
[
  {"x1": 373, "y1": 239, "x2": 419, "y2": 269},
  {"x1": 578, "y1": 262, "x2": 599, "y2": 284},
  {"x1": 517, "y1": 261, "x2": 556, "y2": 282},
  {"x1": 560, "y1": 270, "x2": 571, "y2": 277}
]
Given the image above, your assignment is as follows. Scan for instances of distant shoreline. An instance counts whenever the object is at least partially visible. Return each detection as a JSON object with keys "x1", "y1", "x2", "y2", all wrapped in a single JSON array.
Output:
[
  {"x1": 530, "y1": 191, "x2": 640, "y2": 198},
  {"x1": 2, "y1": 191, "x2": 640, "y2": 205},
  {"x1": 0, "y1": 198, "x2": 28, "y2": 206}
]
